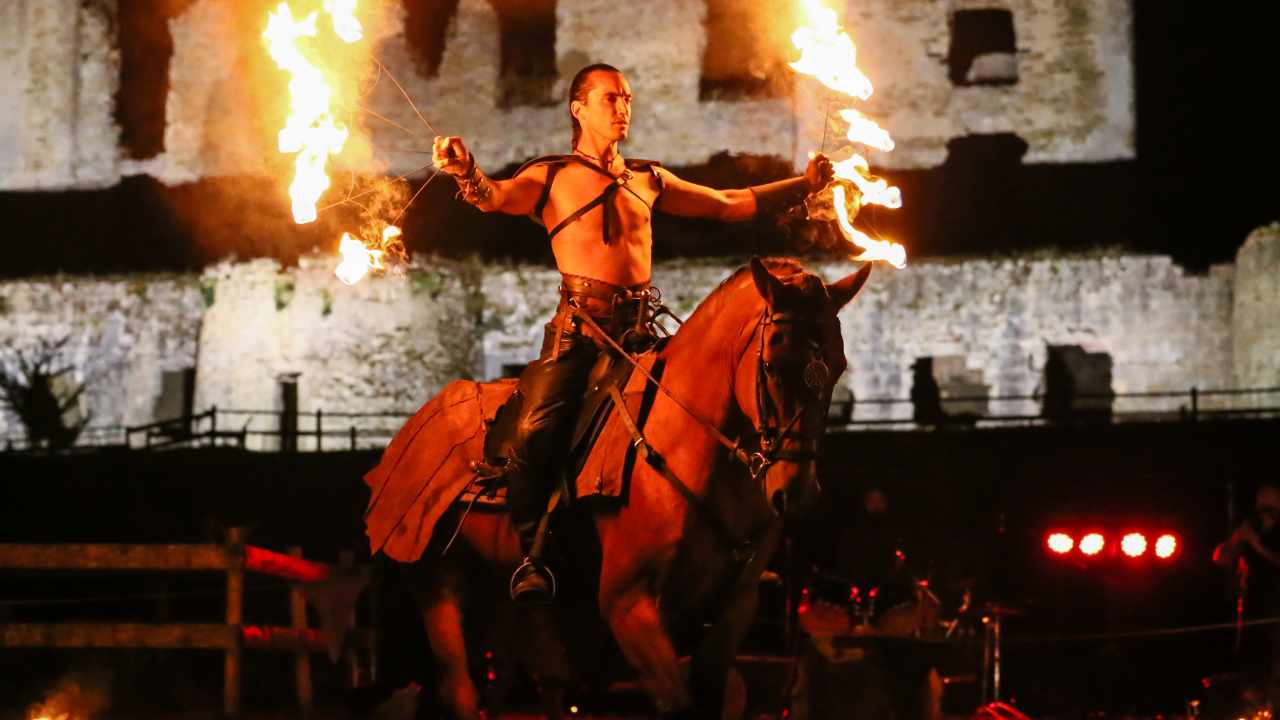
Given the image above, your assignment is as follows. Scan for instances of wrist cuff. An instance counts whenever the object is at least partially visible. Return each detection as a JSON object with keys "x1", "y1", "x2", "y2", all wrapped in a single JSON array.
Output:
[{"x1": 750, "y1": 177, "x2": 811, "y2": 216}]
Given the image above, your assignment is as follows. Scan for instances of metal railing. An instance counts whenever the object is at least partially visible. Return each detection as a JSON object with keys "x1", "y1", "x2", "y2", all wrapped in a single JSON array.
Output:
[
  {"x1": 122, "y1": 406, "x2": 416, "y2": 452},
  {"x1": 827, "y1": 386, "x2": 1280, "y2": 430},
  {"x1": 5, "y1": 386, "x2": 1279, "y2": 453}
]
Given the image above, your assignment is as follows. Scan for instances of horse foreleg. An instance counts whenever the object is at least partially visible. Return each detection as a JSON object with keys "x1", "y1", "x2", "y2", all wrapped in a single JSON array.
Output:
[
  {"x1": 693, "y1": 522, "x2": 782, "y2": 720},
  {"x1": 603, "y1": 591, "x2": 691, "y2": 717},
  {"x1": 421, "y1": 589, "x2": 482, "y2": 720},
  {"x1": 690, "y1": 582, "x2": 760, "y2": 720}
]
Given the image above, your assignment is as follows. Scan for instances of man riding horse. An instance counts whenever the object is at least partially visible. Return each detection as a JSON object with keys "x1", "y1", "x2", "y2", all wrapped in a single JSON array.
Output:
[{"x1": 432, "y1": 63, "x2": 835, "y2": 604}]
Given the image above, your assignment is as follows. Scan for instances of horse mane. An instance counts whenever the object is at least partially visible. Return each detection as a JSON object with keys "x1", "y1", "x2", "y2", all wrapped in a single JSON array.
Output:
[{"x1": 682, "y1": 257, "x2": 825, "y2": 329}]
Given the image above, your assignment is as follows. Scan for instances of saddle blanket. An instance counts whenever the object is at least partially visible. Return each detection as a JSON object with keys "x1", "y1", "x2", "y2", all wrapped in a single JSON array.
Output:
[{"x1": 363, "y1": 351, "x2": 662, "y2": 562}]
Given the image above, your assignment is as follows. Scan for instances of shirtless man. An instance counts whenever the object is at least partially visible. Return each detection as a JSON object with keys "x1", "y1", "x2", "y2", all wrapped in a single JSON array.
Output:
[{"x1": 433, "y1": 63, "x2": 834, "y2": 603}]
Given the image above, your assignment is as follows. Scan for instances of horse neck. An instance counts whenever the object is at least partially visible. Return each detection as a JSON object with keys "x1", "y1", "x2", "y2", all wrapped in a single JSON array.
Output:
[{"x1": 661, "y1": 284, "x2": 762, "y2": 439}]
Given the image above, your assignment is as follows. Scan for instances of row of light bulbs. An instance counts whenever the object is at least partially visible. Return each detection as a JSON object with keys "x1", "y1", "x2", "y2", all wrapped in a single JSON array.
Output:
[{"x1": 1047, "y1": 532, "x2": 1178, "y2": 559}]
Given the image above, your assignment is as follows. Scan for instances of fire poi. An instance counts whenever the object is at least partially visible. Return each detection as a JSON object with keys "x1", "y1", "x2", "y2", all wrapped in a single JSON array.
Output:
[
  {"x1": 264, "y1": 0, "x2": 404, "y2": 285},
  {"x1": 791, "y1": 0, "x2": 908, "y2": 267}
]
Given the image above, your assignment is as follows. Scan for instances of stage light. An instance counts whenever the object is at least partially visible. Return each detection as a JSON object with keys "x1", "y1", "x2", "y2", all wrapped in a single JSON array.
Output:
[
  {"x1": 1080, "y1": 533, "x2": 1104, "y2": 555},
  {"x1": 1155, "y1": 534, "x2": 1177, "y2": 558},
  {"x1": 1047, "y1": 533, "x2": 1073, "y2": 554},
  {"x1": 1122, "y1": 532, "x2": 1147, "y2": 557}
]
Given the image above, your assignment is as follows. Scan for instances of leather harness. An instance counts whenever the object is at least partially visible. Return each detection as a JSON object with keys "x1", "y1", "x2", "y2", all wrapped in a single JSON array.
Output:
[{"x1": 514, "y1": 154, "x2": 664, "y2": 245}]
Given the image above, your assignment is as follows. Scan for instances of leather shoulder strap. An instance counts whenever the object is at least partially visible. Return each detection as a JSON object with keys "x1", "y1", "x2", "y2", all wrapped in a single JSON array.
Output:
[
  {"x1": 513, "y1": 154, "x2": 571, "y2": 178},
  {"x1": 514, "y1": 155, "x2": 570, "y2": 227}
]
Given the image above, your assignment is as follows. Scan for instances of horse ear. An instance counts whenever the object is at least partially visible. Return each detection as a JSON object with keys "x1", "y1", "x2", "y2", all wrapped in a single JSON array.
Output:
[
  {"x1": 826, "y1": 263, "x2": 873, "y2": 310},
  {"x1": 750, "y1": 257, "x2": 785, "y2": 307}
]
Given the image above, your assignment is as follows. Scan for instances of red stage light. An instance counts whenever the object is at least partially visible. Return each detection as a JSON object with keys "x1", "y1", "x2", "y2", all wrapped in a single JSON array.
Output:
[
  {"x1": 1080, "y1": 533, "x2": 1104, "y2": 555},
  {"x1": 1121, "y1": 532, "x2": 1147, "y2": 557},
  {"x1": 1155, "y1": 534, "x2": 1177, "y2": 558},
  {"x1": 1047, "y1": 533, "x2": 1074, "y2": 554}
]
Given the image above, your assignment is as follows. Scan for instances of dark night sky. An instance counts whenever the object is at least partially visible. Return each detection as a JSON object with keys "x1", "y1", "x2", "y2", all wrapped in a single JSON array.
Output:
[{"x1": 0, "y1": 0, "x2": 1276, "y2": 278}]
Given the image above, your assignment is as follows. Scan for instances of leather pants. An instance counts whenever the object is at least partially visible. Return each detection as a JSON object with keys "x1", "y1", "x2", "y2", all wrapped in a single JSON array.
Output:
[{"x1": 496, "y1": 275, "x2": 653, "y2": 558}]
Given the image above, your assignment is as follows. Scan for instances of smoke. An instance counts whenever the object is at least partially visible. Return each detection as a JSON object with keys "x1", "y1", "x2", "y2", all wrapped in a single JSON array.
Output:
[{"x1": 27, "y1": 668, "x2": 112, "y2": 720}]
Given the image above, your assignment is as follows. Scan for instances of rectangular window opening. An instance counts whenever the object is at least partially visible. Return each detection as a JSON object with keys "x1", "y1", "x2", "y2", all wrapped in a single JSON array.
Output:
[
  {"x1": 116, "y1": 0, "x2": 178, "y2": 160},
  {"x1": 948, "y1": 9, "x2": 1018, "y2": 86},
  {"x1": 402, "y1": 0, "x2": 462, "y2": 78},
  {"x1": 699, "y1": 0, "x2": 793, "y2": 102},
  {"x1": 490, "y1": 0, "x2": 558, "y2": 108},
  {"x1": 1043, "y1": 345, "x2": 1114, "y2": 422}
]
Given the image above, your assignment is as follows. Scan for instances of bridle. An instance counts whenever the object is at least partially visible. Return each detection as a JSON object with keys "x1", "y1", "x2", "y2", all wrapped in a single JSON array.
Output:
[
  {"x1": 580, "y1": 300, "x2": 837, "y2": 485},
  {"x1": 743, "y1": 308, "x2": 836, "y2": 485},
  {"x1": 577, "y1": 297, "x2": 839, "y2": 562}
]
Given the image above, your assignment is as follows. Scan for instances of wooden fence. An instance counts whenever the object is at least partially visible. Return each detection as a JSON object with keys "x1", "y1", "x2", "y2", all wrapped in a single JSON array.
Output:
[{"x1": 0, "y1": 528, "x2": 368, "y2": 714}]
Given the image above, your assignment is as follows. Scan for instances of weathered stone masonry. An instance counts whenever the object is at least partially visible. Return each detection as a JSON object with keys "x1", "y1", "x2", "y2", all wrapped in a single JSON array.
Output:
[
  {"x1": 3, "y1": 224, "x2": 1276, "y2": 444},
  {"x1": 0, "y1": 0, "x2": 1134, "y2": 192}
]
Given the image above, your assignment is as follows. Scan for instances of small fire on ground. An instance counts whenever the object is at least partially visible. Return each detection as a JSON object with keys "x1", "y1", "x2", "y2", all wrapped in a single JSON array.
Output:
[
  {"x1": 791, "y1": 0, "x2": 907, "y2": 268},
  {"x1": 27, "y1": 671, "x2": 110, "y2": 720}
]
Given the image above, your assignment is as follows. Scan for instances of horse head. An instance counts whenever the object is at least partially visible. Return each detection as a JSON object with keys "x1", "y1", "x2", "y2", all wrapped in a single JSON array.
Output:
[{"x1": 737, "y1": 257, "x2": 872, "y2": 519}]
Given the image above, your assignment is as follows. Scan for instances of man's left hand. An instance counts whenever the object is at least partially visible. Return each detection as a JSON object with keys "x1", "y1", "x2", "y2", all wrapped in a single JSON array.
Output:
[{"x1": 806, "y1": 153, "x2": 835, "y2": 193}]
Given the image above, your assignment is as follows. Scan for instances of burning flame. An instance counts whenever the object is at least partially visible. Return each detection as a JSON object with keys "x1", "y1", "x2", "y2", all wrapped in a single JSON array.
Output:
[
  {"x1": 790, "y1": 0, "x2": 873, "y2": 100},
  {"x1": 324, "y1": 0, "x2": 363, "y2": 42},
  {"x1": 833, "y1": 185, "x2": 906, "y2": 268},
  {"x1": 335, "y1": 227, "x2": 398, "y2": 285},
  {"x1": 264, "y1": 3, "x2": 355, "y2": 224},
  {"x1": 791, "y1": 0, "x2": 906, "y2": 267},
  {"x1": 265, "y1": 1, "x2": 397, "y2": 285}
]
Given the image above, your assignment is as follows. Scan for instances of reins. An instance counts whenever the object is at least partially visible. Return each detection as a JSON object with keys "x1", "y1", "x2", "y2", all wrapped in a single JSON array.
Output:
[
  {"x1": 574, "y1": 311, "x2": 758, "y2": 473},
  {"x1": 574, "y1": 299, "x2": 831, "y2": 561}
]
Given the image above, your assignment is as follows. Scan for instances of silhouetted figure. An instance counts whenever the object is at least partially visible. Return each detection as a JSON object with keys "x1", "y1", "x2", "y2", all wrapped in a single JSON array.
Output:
[
  {"x1": 910, "y1": 358, "x2": 945, "y2": 426},
  {"x1": 1041, "y1": 349, "x2": 1075, "y2": 422}
]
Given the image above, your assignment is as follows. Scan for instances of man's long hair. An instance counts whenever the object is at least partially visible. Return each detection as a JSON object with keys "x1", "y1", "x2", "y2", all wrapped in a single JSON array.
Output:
[{"x1": 569, "y1": 63, "x2": 621, "y2": 150}]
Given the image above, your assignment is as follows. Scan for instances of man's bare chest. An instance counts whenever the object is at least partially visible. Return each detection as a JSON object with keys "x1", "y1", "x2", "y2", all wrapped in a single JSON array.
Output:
[{"x1": 542, "y1": 163, "x2": 661, "y2": 234}]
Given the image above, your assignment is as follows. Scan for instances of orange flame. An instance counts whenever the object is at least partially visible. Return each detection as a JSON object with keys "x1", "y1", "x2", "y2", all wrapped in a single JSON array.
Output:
[
  {"x1": 265, "y1": 1, "x2": 397, "y2": 285},
  {"x1": 324, "y1": 0, "x2": 363, "y2": 42},
  {"x1": 335, "y1": 225, "x2": 398, "y2": 285},
  {"x1": 833, "y1": 185, "x2": 905, "y2": 268},
  {"x1": 264, "y1": 3, "x2": 355, "y2": 224},
  {"x1": 791, "y1": 0, "x2": 905, "y2": 266},
  {"x1": 335, "y1": 231, "x2": 386, "y2": 285},
  {"x1": 790, "y1": 0, "x2": 873, "y2": 100}
]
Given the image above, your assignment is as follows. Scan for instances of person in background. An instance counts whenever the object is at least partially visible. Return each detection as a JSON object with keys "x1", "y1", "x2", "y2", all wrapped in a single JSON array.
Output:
[{"x1": 1215, "y1": 484, "x2": 1280, "y2": 706}]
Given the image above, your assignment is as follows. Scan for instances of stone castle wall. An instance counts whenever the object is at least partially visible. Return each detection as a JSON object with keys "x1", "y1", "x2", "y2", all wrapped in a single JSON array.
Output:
[
  {"x1": 1233, "y1": 223, "x2": 1280, "y2": 390},
  {"x1": 0, "y1": 0, "x2": 120, "y2": 190},
  {"x1": 0, "y1": 273, "x2": 204, "y2": 441},
  {"x1": 3, "y1": 224, "x2": 1276, "y2": 445},
  {"x1": 0, "y1": 0, "x2": 1134, "y2": 192}
]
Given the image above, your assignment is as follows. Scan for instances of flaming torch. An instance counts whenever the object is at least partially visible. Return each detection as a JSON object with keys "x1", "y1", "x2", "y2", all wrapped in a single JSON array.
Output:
[
  {"x1": 264, "y1": 1, "x2": 400, "y2": 285},
  {"x1": 791, "y1": 0, "x2": 907, "y2": 268}
]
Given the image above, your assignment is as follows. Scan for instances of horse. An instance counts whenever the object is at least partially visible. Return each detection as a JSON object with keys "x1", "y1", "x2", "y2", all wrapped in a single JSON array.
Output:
[{"x1": 366, "y1": 257, "x2": 873, "y2": 720}]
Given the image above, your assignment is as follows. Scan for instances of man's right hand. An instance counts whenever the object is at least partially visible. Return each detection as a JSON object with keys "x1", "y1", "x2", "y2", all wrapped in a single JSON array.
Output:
[{"x1": 433, "y1": 136, "x2": 472, "y2": 177}]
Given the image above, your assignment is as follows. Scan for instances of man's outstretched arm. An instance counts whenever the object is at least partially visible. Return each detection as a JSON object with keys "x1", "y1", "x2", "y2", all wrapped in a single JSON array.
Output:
[
  {"x1": 433, "y1": 136, "x2": 545, "y2": 215},
  {"x1": 656, "y1": 153, "x2": 835, "y2": 222}
]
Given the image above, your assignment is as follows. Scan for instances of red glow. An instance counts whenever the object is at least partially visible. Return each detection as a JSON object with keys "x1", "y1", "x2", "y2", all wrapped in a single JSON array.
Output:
[
  {"x1": 1122, "y1": 533, "x2": 1147, "y2": 557},
  {"x1": 1047, "y1": 533, "x2": 1074, "y2": 554},
  {"x1": 1080, "y1": 533, "x2": 1105, "y2": 555},
  {"x1": 1155, "y1": 534, "x2": 1177, "y2": 558}
]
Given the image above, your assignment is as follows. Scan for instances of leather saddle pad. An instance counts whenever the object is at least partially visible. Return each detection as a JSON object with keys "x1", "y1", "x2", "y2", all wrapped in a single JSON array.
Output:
[{"x1": 464, "y1": 343, "x2": 667, "y2": 507}]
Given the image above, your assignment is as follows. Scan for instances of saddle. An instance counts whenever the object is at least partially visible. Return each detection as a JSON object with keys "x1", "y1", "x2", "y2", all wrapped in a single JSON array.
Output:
[
  {"x1": 466, "y1": 341, "x2": 668, "y2": 506},
  {"x1": 363, "y1": 343, "x2": 667, "y2": 563}
]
